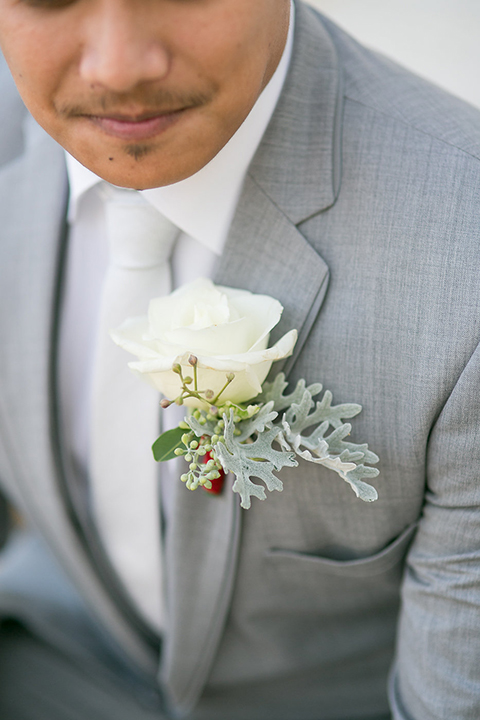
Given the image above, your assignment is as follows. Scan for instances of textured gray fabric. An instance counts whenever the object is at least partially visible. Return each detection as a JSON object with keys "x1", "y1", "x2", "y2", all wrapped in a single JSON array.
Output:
[
  {"x1": 0, "y1": 2, "x2": 479, "y2": 719},
  {"x1": 0, "y1": 532, "x2": 166, "y2": 717},
  {"x1": 0, "y1": 621, "x2": 165, "y2": 720}
]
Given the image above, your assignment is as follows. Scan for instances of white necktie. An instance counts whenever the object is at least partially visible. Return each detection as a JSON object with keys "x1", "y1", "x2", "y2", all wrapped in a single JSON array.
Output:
[{"x1": 90, "y1": 186, "x2": 179, "y2": 632}]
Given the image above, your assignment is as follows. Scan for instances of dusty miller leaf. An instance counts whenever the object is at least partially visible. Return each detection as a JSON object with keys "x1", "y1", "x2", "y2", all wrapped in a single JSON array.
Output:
[
  {"x1": 258, "y1": 373, "x2": 322, "y2": 413},
  {"x1": 280, "y1": 384, "x2": 379, "y2": 503},
  {"x1": 233, "y1": 401, "x2": 278, "y2": 442},
  {"x1": 259, "y1": 373, "x2": 361, "y2": 431},
  {"x1": 283, "y1": 382, "x2": 362, "y2": 434},
  {"x1": 185, "y1": 413, "x2": 217, "y2": 438},
  {"x1": 215, "y1": 410, "x2": 297, "y2": 509},
  {"x1": 324, "y1": 427, "x2": 379, "y2": 465}
]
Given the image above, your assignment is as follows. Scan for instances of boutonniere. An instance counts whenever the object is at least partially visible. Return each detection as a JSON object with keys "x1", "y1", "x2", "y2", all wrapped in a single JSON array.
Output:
[{"x1": 111, "y1": 278, "x2": 379, "y2": 509}]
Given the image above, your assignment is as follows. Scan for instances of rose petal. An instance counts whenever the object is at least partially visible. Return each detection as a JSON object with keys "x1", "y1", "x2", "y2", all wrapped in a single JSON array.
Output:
[
  {"x1": 148, "y1": 278, "x2": 234, "y2": 335},
  {"x1": 110, "y1": 317, "x2": 159, "y2": 359},
  {"x1": 159, "y1": 316, "x2": 253, "y2": 355},
  {"x1": 221, "y1": 291, "x2": 283, "y2": 351},
  {"x1": 127, "y1": 329, "x2": 297, "y2": 375},
  {"x1": 197, "y1": 328, "x2": 297, "y2": 369}
]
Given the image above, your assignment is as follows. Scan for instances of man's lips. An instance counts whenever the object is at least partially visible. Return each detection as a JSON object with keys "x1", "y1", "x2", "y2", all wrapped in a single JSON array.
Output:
[{"x1": 86, "y1": 109, "x2": 186, "y2": 141}]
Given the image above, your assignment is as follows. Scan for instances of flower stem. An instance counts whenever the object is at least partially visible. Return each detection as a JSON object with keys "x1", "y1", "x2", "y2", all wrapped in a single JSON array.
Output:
[
  {"x1": 164, "y1": 360, "x2": 236, "y2": 409},
  {"x1": 212, "y1": 373, "x2": 235, "y2": 406}
]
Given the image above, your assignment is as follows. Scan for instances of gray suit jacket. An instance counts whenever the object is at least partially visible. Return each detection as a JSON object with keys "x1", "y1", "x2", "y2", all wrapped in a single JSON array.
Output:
[{"x1": 0, "y1": 4, "x2": 479, "y2": 719}]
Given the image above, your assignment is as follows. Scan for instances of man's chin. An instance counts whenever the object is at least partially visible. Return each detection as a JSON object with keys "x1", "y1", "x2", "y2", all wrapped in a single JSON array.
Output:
[
  {"x1": 61, "y1": 113, "x2": 225, "y2": 188},
  {"x1": 68, "y1": 146, "x2": 198, "y2": 190}
]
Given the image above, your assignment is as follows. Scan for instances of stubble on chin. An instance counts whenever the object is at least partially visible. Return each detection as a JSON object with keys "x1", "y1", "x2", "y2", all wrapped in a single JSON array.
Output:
[{"x1": 124, "y1": 143, "x2": 154, "y2": 161}]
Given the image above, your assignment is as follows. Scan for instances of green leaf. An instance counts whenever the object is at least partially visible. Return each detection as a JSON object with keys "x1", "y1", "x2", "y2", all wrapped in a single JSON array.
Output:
[{"x1": 152, "y1": 426, "x2": 185, "y2": 462}]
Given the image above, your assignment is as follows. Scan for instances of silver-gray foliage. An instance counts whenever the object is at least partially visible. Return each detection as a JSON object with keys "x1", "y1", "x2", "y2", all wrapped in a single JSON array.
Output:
[
  {"x1": 270, "y1": 374, "x2": 379, "y2": 502},
  {"x1": 215, "y1": 409, "x2": 297, "y2": 509},
  {"x1": 185, "y1": 373, "x2": 379, "y2": 508}
]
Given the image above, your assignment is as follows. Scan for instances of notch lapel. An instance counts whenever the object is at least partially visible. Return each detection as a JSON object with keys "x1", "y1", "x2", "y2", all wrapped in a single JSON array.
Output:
[
  {"x1": 160, "y1": 5, "x2": 343, "y2": 713},
  {"x1": 214, "y1": 174, "x2": 330, "y2": 377}
]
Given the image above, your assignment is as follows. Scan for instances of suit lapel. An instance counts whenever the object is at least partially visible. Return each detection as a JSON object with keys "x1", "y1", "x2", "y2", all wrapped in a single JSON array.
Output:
[
  {"x1": 248, "y1": 3, "x2": 342, "y2": 222},
  {"x1": 161, "y1": 4, "x2": 343, "y2": 712},
  {"x1": 0, "y1": 116, "x2": 159, "y2": 673},
  {"x1": 214, "y1": 174, "x2": 330, "y2": 376}
]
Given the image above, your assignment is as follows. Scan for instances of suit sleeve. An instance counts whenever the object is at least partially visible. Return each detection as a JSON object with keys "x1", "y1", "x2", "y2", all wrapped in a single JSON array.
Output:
[{"x1": 390, "y1": 340, "x2": 480, "y2": 719}]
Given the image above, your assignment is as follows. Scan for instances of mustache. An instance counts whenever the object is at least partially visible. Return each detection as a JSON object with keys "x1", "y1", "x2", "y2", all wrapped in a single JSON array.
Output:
[{"x1": 58, "y1": 86, "x2": 214, "y2": 118}]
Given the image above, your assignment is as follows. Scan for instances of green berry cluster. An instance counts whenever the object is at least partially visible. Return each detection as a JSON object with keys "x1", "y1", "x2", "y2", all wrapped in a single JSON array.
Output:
[
  {"x1": 173, "y1": 407, "x2": 246, "y2": 490},
  {"x1": 174, "y1": 418, "x2": 224, "y2": 491}
]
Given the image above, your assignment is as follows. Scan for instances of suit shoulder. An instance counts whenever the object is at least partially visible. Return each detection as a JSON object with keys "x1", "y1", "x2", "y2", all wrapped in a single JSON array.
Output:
[
  {"x1": 0, "y1": 52, "x2": 28, "y2": 167},
  {"x1": 319, "y1": 13, "x2": 480, "y2": 162}
]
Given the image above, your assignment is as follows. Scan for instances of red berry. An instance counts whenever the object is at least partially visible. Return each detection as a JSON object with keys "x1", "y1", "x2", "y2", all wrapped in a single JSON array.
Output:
[{"x1": 202, "y1": 449, "x2": 225, "y2": 495}]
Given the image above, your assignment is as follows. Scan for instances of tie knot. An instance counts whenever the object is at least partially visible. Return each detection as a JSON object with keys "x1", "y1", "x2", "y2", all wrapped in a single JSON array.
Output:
[{"x1": 103, "y1": 186, "x2": 179, "y2": 269}]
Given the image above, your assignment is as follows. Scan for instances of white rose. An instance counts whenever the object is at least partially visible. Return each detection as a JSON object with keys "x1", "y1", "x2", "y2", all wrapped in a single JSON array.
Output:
[{"x1": 110, "y1": 277, "x2": 297, "y2": 408}]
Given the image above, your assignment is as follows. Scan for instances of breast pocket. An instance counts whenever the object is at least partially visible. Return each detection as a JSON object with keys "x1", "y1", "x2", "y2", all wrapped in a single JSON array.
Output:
[{"x1": 263, "y1": 521, "x2": 418, "y2": 614}]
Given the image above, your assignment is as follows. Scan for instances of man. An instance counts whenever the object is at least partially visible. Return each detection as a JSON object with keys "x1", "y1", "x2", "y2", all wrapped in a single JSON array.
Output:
[{"x1": 0, "y1": 1, "x2": 479, "y2": 719}]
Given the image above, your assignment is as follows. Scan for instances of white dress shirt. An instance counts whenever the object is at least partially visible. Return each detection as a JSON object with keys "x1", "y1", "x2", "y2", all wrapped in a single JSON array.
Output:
[{"x1": 60, "y1": 3, "x2": 294, "y2": 633}]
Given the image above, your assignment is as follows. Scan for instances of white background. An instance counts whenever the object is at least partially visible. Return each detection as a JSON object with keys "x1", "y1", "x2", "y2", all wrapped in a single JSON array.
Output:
[{"x1": 306, "y1": 0, "x2": 480, "y2": 109}]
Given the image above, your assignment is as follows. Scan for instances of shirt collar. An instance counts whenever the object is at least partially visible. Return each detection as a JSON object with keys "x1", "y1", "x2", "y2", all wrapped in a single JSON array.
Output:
[{"x1": 66, "y1": 0, "x2": 295, "y2": 253}]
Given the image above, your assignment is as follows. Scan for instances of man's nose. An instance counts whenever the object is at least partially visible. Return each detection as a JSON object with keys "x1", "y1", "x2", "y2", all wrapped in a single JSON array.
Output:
[{"x1": 79, "y1": 2, "x2": 170, "y2": 92}]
